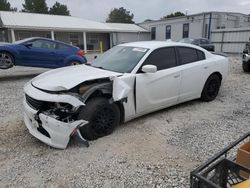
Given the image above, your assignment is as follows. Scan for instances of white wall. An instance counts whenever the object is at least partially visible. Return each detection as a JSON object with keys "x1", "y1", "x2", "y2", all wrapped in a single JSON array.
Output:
[
  {"x1": 139, "y1": 12, "x2": 250, "y2": 42},
  {"x1": 111, "y1": 32, "x2": 150, "y2": 46},
  {"x1": 211, "y1": 28, "x2": 250, "y2": 53}
]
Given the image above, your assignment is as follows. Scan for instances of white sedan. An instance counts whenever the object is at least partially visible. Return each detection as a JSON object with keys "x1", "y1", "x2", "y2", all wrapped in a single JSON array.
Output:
[{"x1": 23, "y1": 41, "x2": 229, "y2": 149}]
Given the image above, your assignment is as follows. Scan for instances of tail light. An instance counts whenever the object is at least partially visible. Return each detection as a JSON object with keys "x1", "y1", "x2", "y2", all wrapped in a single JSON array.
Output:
[{"x1": 77, "y1": 50, "x2": 85, "y2": 57}]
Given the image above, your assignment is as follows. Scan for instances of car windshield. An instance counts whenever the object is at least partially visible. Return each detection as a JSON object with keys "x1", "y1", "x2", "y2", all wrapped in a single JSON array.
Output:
[{"x1": 91, "y1": 46, "x2": 149, "y2": 73}]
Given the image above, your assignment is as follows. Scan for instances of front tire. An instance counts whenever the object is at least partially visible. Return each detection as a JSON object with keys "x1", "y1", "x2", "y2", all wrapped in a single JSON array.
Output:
[
  {"x1": 243, "y1": 61, "x2": 250, "y2": 72},
  {"x1": 201, "y1": 74, "x2": 221, "y2": 102},
  {"x1": 0, "y1": 52, "x2": 14, "y2": 69},
  {"x1": 78, "y1": 97, "x2": 120, "y2": 141}
]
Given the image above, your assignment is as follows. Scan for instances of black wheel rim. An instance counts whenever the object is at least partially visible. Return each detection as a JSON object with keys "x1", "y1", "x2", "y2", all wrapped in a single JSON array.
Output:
[
  {"x1": 207, "y1": 79, "x2": 219, "y2": 98},
  {"x1": 92, "y1": 107, "x2": 115, "y2": 135}
]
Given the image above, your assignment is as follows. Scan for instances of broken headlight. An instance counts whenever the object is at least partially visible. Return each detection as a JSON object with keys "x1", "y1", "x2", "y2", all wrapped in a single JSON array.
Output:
[{"x1": 43, "y1": 103, "x2": 81, "y2": 123}]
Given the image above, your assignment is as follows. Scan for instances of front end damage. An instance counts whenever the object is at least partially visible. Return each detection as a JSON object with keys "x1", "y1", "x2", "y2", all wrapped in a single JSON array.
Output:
[
  {"x1": 23, "y1": 74, "x2": 135, "y2": 149},
  {"x1": 24, "y1": 82, "x2": 88, "y2": 149}
]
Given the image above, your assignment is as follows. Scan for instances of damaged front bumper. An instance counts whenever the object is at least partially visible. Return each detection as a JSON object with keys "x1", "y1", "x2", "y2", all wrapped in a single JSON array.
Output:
[{"x1": 23, "y1": 82, "x2": 88, "y2": 149}]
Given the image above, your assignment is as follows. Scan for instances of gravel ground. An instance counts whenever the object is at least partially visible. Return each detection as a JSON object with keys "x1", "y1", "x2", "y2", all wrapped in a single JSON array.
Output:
[{"x1": 0, "y1": 56, "x2": 249, "y2": 188}]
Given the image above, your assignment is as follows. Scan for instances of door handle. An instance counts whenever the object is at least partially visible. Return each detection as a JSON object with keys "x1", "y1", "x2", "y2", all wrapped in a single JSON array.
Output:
[
  {"x1": 204, "y1": 66, "x2": 208, "y2": 69},
  {"x1": 174, "y1": 75, "x2": 180, "y2": 78}
]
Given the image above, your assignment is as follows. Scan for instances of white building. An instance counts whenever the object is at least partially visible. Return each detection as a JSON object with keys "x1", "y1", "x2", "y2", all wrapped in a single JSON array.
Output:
[
  {"x1": 139, "y1": 11, "x2": 250, "y2": 42},
  {"x1": 0, "y1": 11, "x2": 150, "y2": 52}
]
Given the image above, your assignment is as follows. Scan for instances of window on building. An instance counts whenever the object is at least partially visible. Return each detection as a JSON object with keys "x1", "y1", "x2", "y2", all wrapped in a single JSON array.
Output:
[
  {"x1": 46, "y1": 33, "x2": 51, "y2": 39},
  {"x1": 69, "y1": 33, "x2": 80, "y2": 46},
  {"x1": 183, "y1": 23, "x2": 189, "y2": 38},
  {"x1": 0, "y1": 30, "x2": 8, "y2": 42},
  {"x1": 18, "y1": 32, "x2": 32, "y2": 40},
  {"x1": 151, "y1": 27, "x2": 156, "y2": 40},
  {"x1": 142, "y1": 47, "x2": 177, "y2": 71},
  {"x1": 177, "y1": 47, "x2": 205, "y2": 65},
  {"x1": 165, "y1": 25, "x2": 171, "y2": 39},
  {"x1": 46, "y1": 33, "x2": 57, "y2": 40}
]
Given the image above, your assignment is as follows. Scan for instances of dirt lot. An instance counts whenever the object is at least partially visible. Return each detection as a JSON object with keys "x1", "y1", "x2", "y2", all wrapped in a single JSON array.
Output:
[{"x1": 0, "y1": 56, "x2": 249, "y2": 188}]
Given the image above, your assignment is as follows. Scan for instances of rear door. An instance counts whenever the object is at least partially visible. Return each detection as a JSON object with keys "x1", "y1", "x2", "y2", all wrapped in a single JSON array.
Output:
[
  {"x1": 177, "y1": 47, "x2": 210, "y2": 101},
  {"x1": 135, "y1": 47, "x2": 181, "y2": 114}
]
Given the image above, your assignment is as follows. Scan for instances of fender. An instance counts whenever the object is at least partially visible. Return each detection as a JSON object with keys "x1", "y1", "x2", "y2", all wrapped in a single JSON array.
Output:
[{"x1": 0, "y1": 45, "x2": 19, "y2": 60}]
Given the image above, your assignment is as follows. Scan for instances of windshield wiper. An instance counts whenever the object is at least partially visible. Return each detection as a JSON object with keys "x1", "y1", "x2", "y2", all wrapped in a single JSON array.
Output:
[
  {"x1": 85, "y1": 63, "x2": 92, "y2": 66},
  {"x1": 92, "y1": 65, "x2": 105, "y2": 70}
]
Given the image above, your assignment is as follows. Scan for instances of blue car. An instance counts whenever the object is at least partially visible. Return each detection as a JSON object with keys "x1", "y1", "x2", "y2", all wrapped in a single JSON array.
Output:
[{"x1": 0, "y1": 37, "x2": 87, "y2": 69}]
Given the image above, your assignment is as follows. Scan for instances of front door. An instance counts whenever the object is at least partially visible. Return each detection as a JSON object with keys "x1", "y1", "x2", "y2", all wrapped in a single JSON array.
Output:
[
  {"x1": 19, "y1": 39, "x2": 59, "y2": 68},
  {"x1": 135, "y1": 47, "x2": 181, "y2": 115}
]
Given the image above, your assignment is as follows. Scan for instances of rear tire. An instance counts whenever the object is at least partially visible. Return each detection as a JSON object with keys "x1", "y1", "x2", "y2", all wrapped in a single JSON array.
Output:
[
  {"x1": 78, "y1": 97, "x2": 120, "y2": 141},
  {"x1": 201, "y1": 74, "x2": 221, "y2": 102},
  {"x1": 0, "y1": 52, "x2": 14, "y2": 69},
  {"x1": 243, "y1": 61, "x2": 250, "y2": 72}
]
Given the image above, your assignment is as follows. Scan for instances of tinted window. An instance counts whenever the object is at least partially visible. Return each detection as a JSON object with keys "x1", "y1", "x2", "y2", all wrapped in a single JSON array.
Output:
[
  {"x1": 165, "y1": 25, "x2": 171, "y2": 39},
  {"x1": 178, "y1": 47, "x2": 198, "y2": 65},
  {"x1": 197, "y1": 50, "x2": 205, "y2": 60},
  {"x1": 151, "y1": 27, "x2": 156, "y2": 40},
  {"x1": 142, "y1": 47, "x2": 176, "y2": 71},
  {"x1": 91, "y1": 46, "x2": 148, "y2": 73},
  {"x1": 30, "y1": 40, "x2": 56, "y2": 49},
  {"x1": 57, "y1": 43, "x2": 70, "y2": 50},
  {"x1": 178, "y1": 47, "x2": 206, "y2": 64}
]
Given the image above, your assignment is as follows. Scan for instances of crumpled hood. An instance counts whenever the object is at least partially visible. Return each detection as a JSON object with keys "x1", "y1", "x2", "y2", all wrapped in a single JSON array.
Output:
[{"x1": 32, "y1": 65, "x2": 121, "y2": 91}]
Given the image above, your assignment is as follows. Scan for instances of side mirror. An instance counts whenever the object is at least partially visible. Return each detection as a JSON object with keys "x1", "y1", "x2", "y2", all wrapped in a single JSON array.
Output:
[
  {"x1": 141, "y1": 65, "x2": 157, "y2": 73},
  {"x1": 24, "y1": 43, "x2": 32, "y2": 48}
]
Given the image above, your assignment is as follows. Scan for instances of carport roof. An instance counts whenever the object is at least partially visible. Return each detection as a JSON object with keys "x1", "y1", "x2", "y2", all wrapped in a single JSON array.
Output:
[{"x1": 0, "y1": 11, "x2": 148, "y2": 33}]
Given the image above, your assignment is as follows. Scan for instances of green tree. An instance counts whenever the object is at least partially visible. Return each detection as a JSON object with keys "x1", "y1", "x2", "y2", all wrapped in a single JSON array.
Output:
[
  {"x1": 106, "y1": 7, "x2": 134, "y2": 23},
  {"x1": 0, "y1": 0, "x2": 16, "y2": 11},
  {"x1": 22, "y1": 0, "x2": 48, "y2": 14},
  {"x1": 49, "y1": 1, "x2": 70, "y2": 16},
  {"x1": 161, "y1": 11, "x2": 185, "y2": 20}
]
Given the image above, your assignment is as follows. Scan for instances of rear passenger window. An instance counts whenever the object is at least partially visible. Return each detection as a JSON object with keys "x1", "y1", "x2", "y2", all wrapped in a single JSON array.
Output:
[
  {"x1": 197, "y1": 50, "x2": 205, "y2": 61},
  {"x1": 178, "y1": 47, "x2": 205, "y2": 65},
  {"x1": 57, "y1": 43, "x2": 70, "y2": 50},
  {"x1": 178, "y1": 47, "x2": 198, "y2": 65},
  {"x1": 142, "y1": 47, "x2": 177, "y2": 71}
]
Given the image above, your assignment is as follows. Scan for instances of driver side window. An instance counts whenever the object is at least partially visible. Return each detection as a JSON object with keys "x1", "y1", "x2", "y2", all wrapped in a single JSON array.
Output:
[
  {"x1": 141, "y1": 47, "x2": 177, "y2": 71},
  {"x1": 29, "y1": 40, "x2": 56, "y2": 49}
]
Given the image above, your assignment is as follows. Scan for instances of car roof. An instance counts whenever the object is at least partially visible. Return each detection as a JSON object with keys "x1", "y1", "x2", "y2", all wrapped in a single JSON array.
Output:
[
  {"x1": 17, "y1": 37, "x2": 77, "y2": 48},
  {"x1": 119, "y1": 41, "x2": 204, "y2": 50}
]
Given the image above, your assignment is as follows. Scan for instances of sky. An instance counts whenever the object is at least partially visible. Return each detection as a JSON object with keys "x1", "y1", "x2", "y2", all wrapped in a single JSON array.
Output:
[{"x1": 8, "y1": 0, "x2": 250, "y2": 23}]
